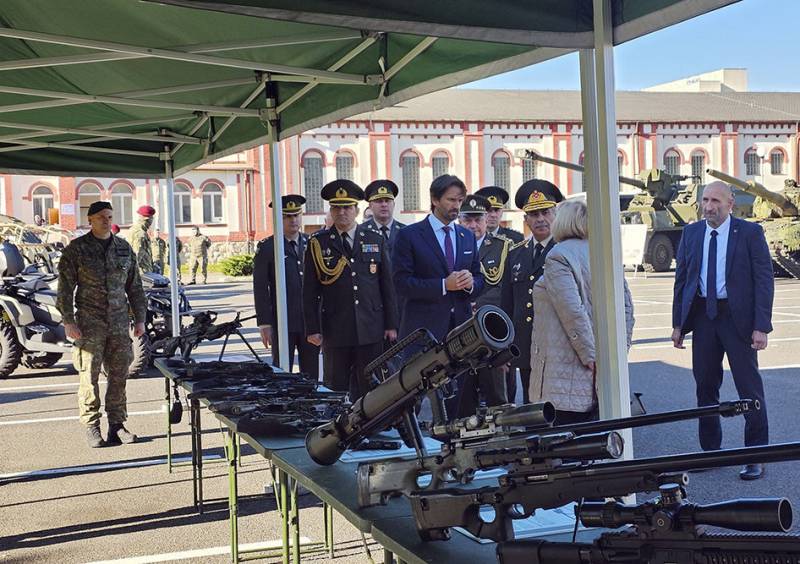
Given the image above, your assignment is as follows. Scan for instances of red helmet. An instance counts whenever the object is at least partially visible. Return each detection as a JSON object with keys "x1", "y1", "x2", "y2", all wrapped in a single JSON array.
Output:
[{"x1": 137, "y1": 205, "x2": 156, "y2": 217}]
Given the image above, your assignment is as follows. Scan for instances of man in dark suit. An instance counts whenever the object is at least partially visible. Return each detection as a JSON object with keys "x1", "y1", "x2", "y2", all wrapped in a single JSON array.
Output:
[
  {"x1": 253, "y1": 195, "x2": 319, "y2": 379},
  {"x1": 501, "y1": 180, "x2": 564, "y2": 404},
  {"x1": 457, "y1": 194, "x2": 509, "y2": 413},
  {"x1": 475, "y1": 186, "x2": 524, "y2": 244},
  {"x1": 672, "y1": 181, "x2": 774, "y2": 481},
  {"x1": 361, "y1": 180, "x2": 407, "y2": 252},
  {"x1": 304, "y1": 180, "x2": 398, "y2": 400},
  {"x1": 392, "y1": 174, "x2": 483, "y2": 420}
]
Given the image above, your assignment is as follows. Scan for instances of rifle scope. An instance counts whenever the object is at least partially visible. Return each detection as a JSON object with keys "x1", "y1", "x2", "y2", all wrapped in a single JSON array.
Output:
[{"x1": 306, "y1": 306, "x2": 515, "y2": 465}]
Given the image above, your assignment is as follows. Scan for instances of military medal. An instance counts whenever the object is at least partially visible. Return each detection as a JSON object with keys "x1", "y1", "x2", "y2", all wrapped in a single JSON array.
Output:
[{"x1": 370, "y1": 263, "x2": 378, "y2": 274}]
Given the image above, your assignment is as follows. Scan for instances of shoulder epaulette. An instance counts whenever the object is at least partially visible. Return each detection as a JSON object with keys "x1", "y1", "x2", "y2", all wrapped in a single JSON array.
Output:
[{"x1": 511, "y1": 239, "x2": 528, "y2": 251}]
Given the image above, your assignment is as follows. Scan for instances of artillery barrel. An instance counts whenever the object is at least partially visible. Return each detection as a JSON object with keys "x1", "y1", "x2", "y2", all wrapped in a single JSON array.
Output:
[
  {"x1": 522, "y1": 151, "x2": 646, "y2": 190},
  {"x1": 706, "y1": 168, "x2": 799, "y2": 216}
]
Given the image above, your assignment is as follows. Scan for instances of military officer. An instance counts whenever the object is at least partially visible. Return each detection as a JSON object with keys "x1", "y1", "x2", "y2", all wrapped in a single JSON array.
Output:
[
  {"x1": 151, "y1": 228, "x2": 167, "y2": 274},
  {"x1": 187, "y1": 226, "x2": 211, "y2": 285},
  {"x1": 303, "y1": 179, "x2": 398, "y2": 400},
  {"x1": 127, "y1": 205, "x2": 156, "y2": 275},
  {"x1": 57, "y1": 201, "x2": 147, "y2": 448},
  {"x1": 253, "y1": 195, "x2": 319, "y2": 379},
  {"x1": 361, "y1": 180, "x2": 406, "y2": 252},
  {"x1": 475, "y1": 186, "x2": 525, "y2": 244},
  {"x1": 457, "y1": 194, "x2": 510, "y2": 414},
  {"x1": 500, "y1": 180, "x2": 564, "y2": 404}
]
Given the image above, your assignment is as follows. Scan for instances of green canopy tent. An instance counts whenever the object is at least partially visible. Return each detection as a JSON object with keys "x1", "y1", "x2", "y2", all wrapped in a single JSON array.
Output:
[{"x1": 0, "y1": 0, "x2": 737, "y2": 417}]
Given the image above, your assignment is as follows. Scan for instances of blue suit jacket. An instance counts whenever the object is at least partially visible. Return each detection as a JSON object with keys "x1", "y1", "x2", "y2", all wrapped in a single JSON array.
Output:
[
  {"x1": 672, "y1": 216, "x2": 774, "y2": 341},
  {"x1": 392, "y1": 216, "x2": 484, "y2": 340}
]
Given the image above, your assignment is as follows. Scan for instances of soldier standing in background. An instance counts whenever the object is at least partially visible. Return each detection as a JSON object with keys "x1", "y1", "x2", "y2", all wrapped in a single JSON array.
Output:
[
  {"x1": 361, "y1": 180, "x2": 406, "y2": 253},
  {"x1": 253, "y1": 195, "x2": 319, "y2": 379},
  {"x1": 187, "y1": 226, "x2": 211, "y2": 285},
  {"x1": 127, "y1": 205, "x2": 156, "y2": 275},
  {"x1": 151, "y1": 229, "x2": 167, "y2": 274},
  {"x1": 57, "y1": 201, "x2": 147, "y2": 448},
  {"x1": 475, "y1": 186, "x2": 525, "y2": 244},
  {"x1": 304, "y1": 180, "x2": 398, "y2": 400},
  {"x1": 169, "y1": 235, "x2": 183, "y2": 283},
  {"x1": 457, "y1": 194, "x2": 510, "y2": 414},
  {"x1": 500, "y1": 180, "x2": 564, "y2": 404}
]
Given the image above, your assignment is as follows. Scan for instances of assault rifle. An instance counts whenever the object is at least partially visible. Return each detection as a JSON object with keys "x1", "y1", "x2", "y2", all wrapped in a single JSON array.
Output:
[
  {"x1": 409, "y1": 441, "x2": 800, "y2": 542},
  {"x1": 154, "y1": 311, "x2": 260, "y2": 363},
  {"x1": 305, "y1": 306, "x2": 518, "y2": 465},
  {"x1": 357, "y1": 399, "x2": 756, "y2": 508},
  {"x1": 498, "y1": 484, "x2": 800, "y2": 563}
]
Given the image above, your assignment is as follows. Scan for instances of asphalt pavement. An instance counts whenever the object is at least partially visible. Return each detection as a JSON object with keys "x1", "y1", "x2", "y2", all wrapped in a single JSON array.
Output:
[{"x1": 1, "y1": 272, "x2": 798, "y2": 563}]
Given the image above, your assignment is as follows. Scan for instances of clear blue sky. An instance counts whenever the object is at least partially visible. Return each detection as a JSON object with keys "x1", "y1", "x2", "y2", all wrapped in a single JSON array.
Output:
[{"x1": 463, "y1": 0, "x2": 798, "y2": 92}]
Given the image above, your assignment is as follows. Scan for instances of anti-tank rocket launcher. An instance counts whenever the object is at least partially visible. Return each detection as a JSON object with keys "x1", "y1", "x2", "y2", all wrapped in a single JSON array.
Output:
[
  {"x1": 357, "y1": 399, "x2": 757, "y2": 508},
  {"x1": 305, "y1": 305, "x2": 518, "y2": 466}
]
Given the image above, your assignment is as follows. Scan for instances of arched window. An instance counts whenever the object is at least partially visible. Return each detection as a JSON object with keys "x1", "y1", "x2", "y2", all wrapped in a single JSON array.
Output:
[
  {"x1": 202, "y1": 183, "x2": 224, "y2": 224},
  {"x1": 663, "y1": 149, "x2": 681, "y2": 176},
  {"x1": 110, "y1": 184, "x2": 133, "y2": 225},
  {"x1": 302, "y1": 153, "x2": 324, "y2": 213},
  {"x1": 335, "y1": 152, "x2": 354, "y2": 181},
  {"x1": 770, "y1": 149, "x2": 785, "y2": 175},
  {"x1": 431, "y1": 151, "x2": 450, "y2": 179},
  {"x1": 522, "y1": 154, "x2": 537, "y2": 182},
  {"x1": 173, "y1": 182, "x2": 192, "y2": 224},
  {"x1": 78, "y1": 183, "x2": 102, "y2": 226},
  {"x1": 400, "y1": 151, "x2": 421, "y2": 211},
  {"x1": 492, "y1": 151, "x2": 511, "y2": 192},
  {"x1": 32, "y1": 185, "x2": 54, "y2": 223},
  {"x1": 690, "y1": 150, "x2": 706, "y2": 184},
  {"x1": 744, "y1": 148, "x2": 761, "y2": 176}
]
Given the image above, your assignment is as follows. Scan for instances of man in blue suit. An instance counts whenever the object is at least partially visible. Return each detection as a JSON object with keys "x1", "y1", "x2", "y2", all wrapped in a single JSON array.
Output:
[
  {"x1": 672, "y1": 181, "x2": 774, "y2": 480},
  {"x1": 392, "y1": 174, "x2": 484, "y2": 419}
]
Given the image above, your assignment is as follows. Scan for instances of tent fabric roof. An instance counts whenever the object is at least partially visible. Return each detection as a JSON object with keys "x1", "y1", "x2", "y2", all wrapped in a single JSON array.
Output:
[
  {"x1": 0, "y1": 0, "x2": 737, "y2": 177},
  {"x1": 350, "y1": 90, "x2": 800, "y2": 123}
]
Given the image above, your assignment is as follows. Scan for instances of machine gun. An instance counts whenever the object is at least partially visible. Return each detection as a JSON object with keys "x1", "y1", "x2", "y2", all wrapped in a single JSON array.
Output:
[
  {"x1": 305, "y1": 305, "x2": 518, "y2": 465},
  {"x1": 153, "y1": 311, "x2": 260, "y2": 363},
  {"x1": 409, "y1": 441, "x2": 800, "y2": 542},
  {"x1": 356, "y1": 399, "x2": 756, "y2": 508},
  {"x1": 497, "y1": 485, "x2": 800, "y2": 564}
]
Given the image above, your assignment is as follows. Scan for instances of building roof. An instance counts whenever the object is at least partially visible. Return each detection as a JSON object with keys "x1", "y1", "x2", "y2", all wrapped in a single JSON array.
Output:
[{"x1": 352, "y1": 89, "x2": 800, "y2": 123}]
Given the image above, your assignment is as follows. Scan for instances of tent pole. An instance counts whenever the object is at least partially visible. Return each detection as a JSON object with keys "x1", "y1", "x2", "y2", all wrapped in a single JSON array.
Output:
[
  {"x1": 268, "y1": 138, "x2": 290, "y2": 369},
  {"x1": 164, "y1": 152, "x2": 182, "y2": 337},
  {"x1": 579, "y1": 0, "x2": 632, "y2": 431}
]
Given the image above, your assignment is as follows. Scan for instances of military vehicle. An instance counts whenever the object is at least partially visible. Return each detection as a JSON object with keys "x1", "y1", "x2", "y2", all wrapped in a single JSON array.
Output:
[{"x1": 707, "y1": 168, "x2": 800, "y2": 279}]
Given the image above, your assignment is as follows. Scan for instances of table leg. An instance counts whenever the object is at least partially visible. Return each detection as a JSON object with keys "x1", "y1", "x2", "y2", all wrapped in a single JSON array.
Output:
[
  {"x1": 164, "y1": 376, "x2": 173, "y2": 473},
  {"x1": 280, "y1": 469, "x2": 290, "y2": 564},
  {"x1": 383, "y1": 549, "x2": 394, "y2": 564},
  {"x1": 290, "y1": 478, "x2": 300, "y2": 564},
  {"x1": 193, "y1": 398, "x2": 204, "y2": 513},
  {"x1": 325, "y1": 502, "x2": 334, "y2": 558},
  {"x1": 190, "y1": 395, "x2": 199, "y2": 509},
  {"x1": 226, "y1": 430, "x2": 239, "y2": 563}
]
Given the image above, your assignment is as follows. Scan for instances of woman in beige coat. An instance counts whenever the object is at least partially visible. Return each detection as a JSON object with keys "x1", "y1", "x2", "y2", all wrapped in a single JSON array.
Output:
[{"x1": 529, "y1": 199, "x2": 635, "y2": 424}]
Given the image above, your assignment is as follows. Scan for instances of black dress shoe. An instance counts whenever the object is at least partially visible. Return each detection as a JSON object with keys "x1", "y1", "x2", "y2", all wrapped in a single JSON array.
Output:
[{"x1": 739, "y1": 464, "x2": 764, "y2": 480}]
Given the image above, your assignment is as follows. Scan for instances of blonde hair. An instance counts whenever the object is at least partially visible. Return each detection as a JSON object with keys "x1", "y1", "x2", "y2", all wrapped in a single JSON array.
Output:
[{"x1": 551, "y1": 198, "x2": 588, "y2": 242}]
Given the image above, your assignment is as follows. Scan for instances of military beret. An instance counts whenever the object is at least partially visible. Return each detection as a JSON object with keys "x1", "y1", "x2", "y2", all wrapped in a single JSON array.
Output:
[
  {"x1": 515, "y1": 179, "x2": 564, "y2": 212},
  {"x1": 110, "y1": 224, "x2": 121, "y2": 234},
  {"x1": 137, "y1": 205, "x2": 156, "y2": 217},
  {"x1": 459, "y1": 194, "x2": 491, "y2": 215},
  {"x1": 87, "y1": 201, "x2": 112, "y2": 216},
  {"x1": 269, "y1": 194, "x2": 306, "y2": 215},
  {"x1": 475, "y1": 186, "x2": 510, "y2": 210},
  {"x1": 321, "y1": 179, "x2": 364, "y2": 206},
  {"x1": 365, "y1": 180, "x2": 399, "y2": 202}
]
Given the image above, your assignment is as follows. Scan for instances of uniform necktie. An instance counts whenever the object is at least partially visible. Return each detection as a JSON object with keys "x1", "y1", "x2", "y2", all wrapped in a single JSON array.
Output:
[
  {"x1": 534, "y1": 243, "x2": 544, "y2": 264},
  {"x1": 341, "y1": 232, "x2": 352, "y2": 257},
  {"x1": 706, "y1": 230, "x2": 718, "y2": 319},
  {"x1": 442, "y1": 225, "x2": 455, "y2": 272},
  {"x1": 380, "y1": 225, "x2": 389, "y2": 241},
  {"x1": 289, "y1": 239, "x2": 297, "y2": 256}
]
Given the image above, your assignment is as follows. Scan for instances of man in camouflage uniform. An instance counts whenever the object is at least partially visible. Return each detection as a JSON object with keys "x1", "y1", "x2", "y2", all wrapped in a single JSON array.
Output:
[
  {"x1": 151, "y1": 228, "x2": 167, "y2": 274},
  {"x1": 127, "y1": 205, "x2": 156, "y2": 275},
  {"x1": 57, "y1": 201, "x2": 147, "y2": 448},
  {"x1": 169, "y1": 235, "x2": 183, "y2": 283},
  {"x1": 187, "y1": 226, "x2": 211, "y2": 285}
]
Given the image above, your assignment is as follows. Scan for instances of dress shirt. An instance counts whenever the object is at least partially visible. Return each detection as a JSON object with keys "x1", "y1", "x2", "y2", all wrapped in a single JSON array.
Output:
[
  {"x1": 428, "y1": 213, "x2": 463, "y2": 296},
  {"x1": 336, "y1": 224, "x2": 358, "y2": 249},
  {"x1": 476, "y1": 234, "x2": 486, "y2": 250},
  {"x1": 699, "y1": 214, "x2": 730, "y2": 299}
]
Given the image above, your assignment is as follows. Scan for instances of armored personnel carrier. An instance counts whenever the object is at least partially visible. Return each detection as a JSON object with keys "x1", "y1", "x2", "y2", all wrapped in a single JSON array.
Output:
[{"x1": 707, "y1": 168, "x2": 800, "y2": 279}]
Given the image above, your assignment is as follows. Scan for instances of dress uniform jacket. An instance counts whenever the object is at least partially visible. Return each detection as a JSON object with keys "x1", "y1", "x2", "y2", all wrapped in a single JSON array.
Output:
[
  {"x1": 500, "y1": 238, "x2": 556, "y2": 371},
  {"x1": 475, "y1": 234, "x2": 510, "y2": 309},
  {"x1": 303, "y1": 225, "x2": 398, "y2": 347},
  {"x1": 496, "y1": 226, "x2": 524, "y2": 245},
  {"x1": 361, "y1": 218, "x2": 407, "y2": 253},
  {"x1": 253, "y1": 234, "x2": 309, "y2": 333}
]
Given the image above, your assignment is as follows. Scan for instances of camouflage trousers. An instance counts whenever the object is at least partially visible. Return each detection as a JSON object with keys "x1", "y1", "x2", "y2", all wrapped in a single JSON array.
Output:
[
  {"x1": 189, "y1": 255, "x2": 208, "y2": 282},
  {"x1": 74, "y1": 330, "x2": 133, "y2": 426}
]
